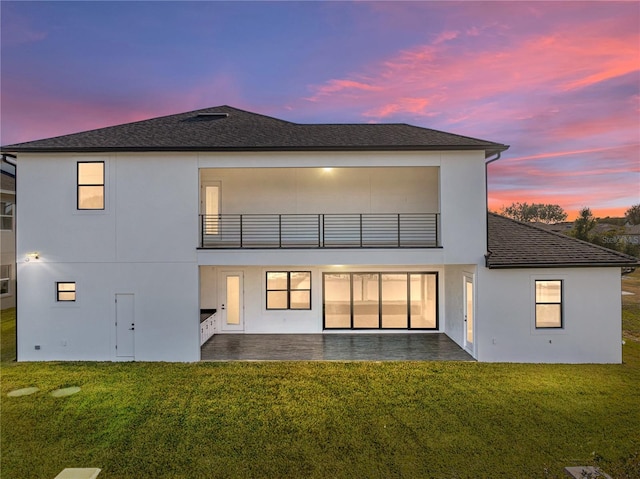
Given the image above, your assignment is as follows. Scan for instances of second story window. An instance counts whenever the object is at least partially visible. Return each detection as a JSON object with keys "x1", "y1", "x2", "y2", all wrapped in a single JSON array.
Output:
[
  {"x1": 0, "y1": 201, "x2": 13, "y2": 230},
  {"x1": 77, "y1": 162, "x2": 104, "y2": 210}
]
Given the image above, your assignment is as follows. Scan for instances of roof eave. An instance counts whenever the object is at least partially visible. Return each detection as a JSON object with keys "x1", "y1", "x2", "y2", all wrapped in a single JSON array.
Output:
[
  {"x1": 486, "y1": 261, "x2": 639, "y2": 269},
  {"x1": 1, "y1": 144, "x2": 510, "y2": 155}
]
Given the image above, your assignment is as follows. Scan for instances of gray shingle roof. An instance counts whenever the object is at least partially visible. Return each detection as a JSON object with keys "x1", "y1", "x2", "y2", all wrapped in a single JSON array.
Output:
[
  {"x1": 1, "y1": 105, "x2": 508, "y2": 157},
  {"x1": 486, "y1": 213, "x2": 639, "y2": 268}
]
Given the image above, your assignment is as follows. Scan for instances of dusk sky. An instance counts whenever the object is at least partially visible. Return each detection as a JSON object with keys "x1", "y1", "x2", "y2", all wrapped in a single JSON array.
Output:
[{"x1": 1, "y1": 1, "x2": 638, "y2": 219}]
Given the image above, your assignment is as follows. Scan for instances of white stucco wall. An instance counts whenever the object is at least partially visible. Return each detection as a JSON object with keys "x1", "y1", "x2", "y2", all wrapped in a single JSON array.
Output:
[
  {"x1": 443, "y1": 265, "x2": 477, "y2": 353},
  {"x1": 15, "y1": 149, "x2": 489, "y2": 361},
  {"x1": 16, "y1": 153, "x2": 200, "y2": 361},
  {"x1": 476, "y1": 267, "x2": 623, "y2": 363},
  {"x1": 439, "y1": 151, "x2": 487, "y2": 265}
]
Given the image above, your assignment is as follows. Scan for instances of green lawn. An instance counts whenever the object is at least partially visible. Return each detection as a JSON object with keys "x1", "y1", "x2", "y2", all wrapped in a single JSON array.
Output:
[
  {"x1": 1, "y1": 307, "x2": 16, "y2": 362},
  {"x1": 2, "y1": 284, "x2": 640, "y2": 478},
  {"x1": 623, "y1": 269, "x2": 640, "y2": 341}
]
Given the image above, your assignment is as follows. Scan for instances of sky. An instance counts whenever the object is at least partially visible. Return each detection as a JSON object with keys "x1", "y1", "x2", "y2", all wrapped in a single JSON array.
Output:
[{"x1": 1, "y1": 1, "x2": 638, "y2": 220}]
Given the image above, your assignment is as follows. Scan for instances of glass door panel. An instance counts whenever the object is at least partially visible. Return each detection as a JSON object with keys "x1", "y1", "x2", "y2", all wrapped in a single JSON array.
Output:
[
  {"x1": 219, "y1": 271, "x2": 243, "y2": 331},
  {"x1": 323, "y1": 273, "x2": 351, "y2": 328},
  {"x1": 353, "y1": 273, "x2": 379, "y2": 328},
  {"x1": 409, "y1": 273, "x2": 437, "y2": 329},
  {"x1": 226, "y1": 276, "x2": 240, "y2": 325},
  {"x1": 464, "y1": 274, "x2": 474, "y2": 352},
  {"x1": 381, "y1": 274, "x2": 408, "y2": 328}
]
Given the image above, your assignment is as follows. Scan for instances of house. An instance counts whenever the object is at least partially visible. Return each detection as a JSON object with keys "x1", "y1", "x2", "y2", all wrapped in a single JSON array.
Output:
[
  {"x1": 1, "y1": 163, "x2": 16, "y2": 310},
  {"x1": 1, "y1": 106, "x2": 636, "y2": 363}
]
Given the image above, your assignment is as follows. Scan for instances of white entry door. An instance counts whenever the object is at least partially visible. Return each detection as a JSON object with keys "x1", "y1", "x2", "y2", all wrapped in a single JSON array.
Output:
[
  {"x1": 219, "y1": 272, "x2": 244, "y2": 332},
  {"x1": 463, "y1": 274, "x2": 474, "y2": 355},
  {"x1": 115, "y1": 293, "x2": 135, "y2": 358}
]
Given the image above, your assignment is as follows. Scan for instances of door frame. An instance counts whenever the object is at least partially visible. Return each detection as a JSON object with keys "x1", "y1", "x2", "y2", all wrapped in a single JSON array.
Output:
[
  {"x1": 200, "y1": 180, "x2": 221, "y2": 237},
  {"x1": 463, "y1": 273, "x2": 475, "y2": 356},
  {"x1": 218, "y1": 271, "x2": 244, "y2": 332},
  {"x1": 115, "y1": 293, "x2": 135, "y2": 359}
]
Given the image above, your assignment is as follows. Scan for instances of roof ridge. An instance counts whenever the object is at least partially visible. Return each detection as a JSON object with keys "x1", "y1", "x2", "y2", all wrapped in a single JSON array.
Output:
[
  {"x1": 488, "y1": 212, "x2": 639, "y2": 262},
  {"x1": 212, "y1": 105, "x2": 296, "y2": 125},
  {"x1": 1, "y1": 105, "x2": 510, "y2": 154},
  {"x1": 1, "y1": 106, "x2": 227, "y2": 148}
]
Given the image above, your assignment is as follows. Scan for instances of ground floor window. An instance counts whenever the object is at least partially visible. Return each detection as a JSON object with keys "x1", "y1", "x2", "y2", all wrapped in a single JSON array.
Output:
[
  {"x1": 323, "y1": 272, "x2": 438, "y2": 329},
  {"x1": 56, "y1": 282, "x2": 77, "y2": 302},
  {"x1": 266, "y1": 271, "x2": 311, "y2": 310},
  {"x1": 535, "y1": 280, "x2": 563, "y2": 328}
]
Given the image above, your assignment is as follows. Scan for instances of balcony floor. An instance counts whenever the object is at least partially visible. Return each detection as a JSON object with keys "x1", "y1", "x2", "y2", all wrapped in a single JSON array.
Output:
[{"x1": 201, "y1": 333, "x2": 473, "y2": 361}]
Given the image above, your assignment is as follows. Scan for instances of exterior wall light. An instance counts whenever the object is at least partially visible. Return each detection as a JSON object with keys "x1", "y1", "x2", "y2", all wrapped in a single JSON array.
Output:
[{"x1": 25, "y1": 252, "x2": 39, "y2": 261}]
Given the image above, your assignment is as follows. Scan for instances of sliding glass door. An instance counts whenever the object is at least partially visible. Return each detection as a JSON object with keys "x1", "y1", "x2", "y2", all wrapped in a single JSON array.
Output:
[{"x1": 323, "y1": 272, "x2": 438, "y2": 330}]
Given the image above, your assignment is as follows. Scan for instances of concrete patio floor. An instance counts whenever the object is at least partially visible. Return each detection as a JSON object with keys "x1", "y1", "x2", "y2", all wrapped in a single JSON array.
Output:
[{"x1": 201, "y1": 333, "x2": 474, "y2": 361}]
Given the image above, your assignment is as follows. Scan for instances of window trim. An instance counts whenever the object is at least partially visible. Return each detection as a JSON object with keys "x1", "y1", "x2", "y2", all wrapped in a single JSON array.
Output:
[
  {"x1": 266, "y1": 271, "x2": 312, "y2": 310},
  {"x1": 56, "y1": 282, "x2": 77, "y2": 302},
  {"x1": 77, "y1": 161, "x2": 105, "y2": 210},
  {"x1": 534, "y1": 279, "x2": 563, "y2": 329}
]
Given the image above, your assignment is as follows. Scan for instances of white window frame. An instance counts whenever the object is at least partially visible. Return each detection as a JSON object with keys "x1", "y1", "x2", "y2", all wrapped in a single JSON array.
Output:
[
  {"x1": 56, "y1": 282, "x2": 77, "y2": 302},
  {"x1": 531, "y1": 275, "x2": 566, "y2": 333}
]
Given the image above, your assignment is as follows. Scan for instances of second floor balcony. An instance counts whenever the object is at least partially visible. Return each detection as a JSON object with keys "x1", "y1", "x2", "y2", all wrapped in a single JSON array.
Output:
[{"x1": 199, "y1": 213, "x2": 440, "y2": 249}]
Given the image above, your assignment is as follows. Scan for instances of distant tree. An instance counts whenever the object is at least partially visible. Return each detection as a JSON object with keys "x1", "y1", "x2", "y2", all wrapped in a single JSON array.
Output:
[
  {"x1": 499, "y1": 202, "x2": 567, "y2": 224},
  {"x1": 570, "y1": 207, "x2": 597, "y2": 241},
  {"x1": 625, "y1": 204, "x2": 640, "y2": 225},
  {"x1": 536, "y1": 204, "x2": 568, "y2": 224}
]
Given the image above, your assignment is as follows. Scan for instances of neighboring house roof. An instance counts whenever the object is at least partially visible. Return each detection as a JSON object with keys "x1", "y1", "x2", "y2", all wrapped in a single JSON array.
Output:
[
  {"x1": 486, "y1": 213, "x2": 639, "y2": 268},
  {"x1": 0, "y1": 105, "x2": 509, "y2": 157},
  {"x1": 622, "y1": 224, "x2": 640, "y2": 235}
]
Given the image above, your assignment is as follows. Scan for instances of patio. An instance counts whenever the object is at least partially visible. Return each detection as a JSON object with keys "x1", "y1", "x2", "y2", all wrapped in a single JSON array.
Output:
[{"x1": 201, "y1": 333, "x2": 474, "y2": 361}]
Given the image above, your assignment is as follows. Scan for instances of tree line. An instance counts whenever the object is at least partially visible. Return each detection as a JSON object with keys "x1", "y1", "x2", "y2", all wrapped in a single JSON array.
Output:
[{"x1": 498, "y1": 203, "x2": 640, "y2": 257}]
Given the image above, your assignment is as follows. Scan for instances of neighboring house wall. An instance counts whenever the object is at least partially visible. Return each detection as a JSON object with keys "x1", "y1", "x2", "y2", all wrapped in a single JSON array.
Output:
[
  {"x1": 476, "y1": 267, "x2": 622, "y2": 363},
  {"x1": 1, "y1": 171, "x2": 16, "y2": 310}
]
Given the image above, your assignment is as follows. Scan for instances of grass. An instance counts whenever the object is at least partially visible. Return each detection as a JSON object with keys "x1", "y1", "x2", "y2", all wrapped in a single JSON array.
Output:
[
  {"x1": 1, "y1": 279, "x2": 639, "y2": 479},
  {"x1": 623, "y1": 268, "x2": 640, "y2": 341},
  {"x1": 1, "y1": 307, "x2": 16, "y2": 362}
]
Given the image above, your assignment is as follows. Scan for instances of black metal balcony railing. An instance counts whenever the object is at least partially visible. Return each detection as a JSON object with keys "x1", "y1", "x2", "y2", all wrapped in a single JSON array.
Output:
[{"x1": 199, "y1": 213, "x2": 440, "y2": 249}]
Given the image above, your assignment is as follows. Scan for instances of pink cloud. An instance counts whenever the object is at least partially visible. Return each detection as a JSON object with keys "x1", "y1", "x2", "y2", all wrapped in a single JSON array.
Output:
[
  {"x1": 364, "y1": 97, "x2": 431, "y2": 118},
  {"x1": 433, "y1": 30, "x2": 459, "y2": 44},
  {"x1": 302, "y1": 14, "x2": 639, "y2": 128},
  {"x1": 298, "y1": 6, "x2": 639, "y2": 218},
  {"x1": 305, "y1": 79, "x2": 385, "y2": 103}
]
